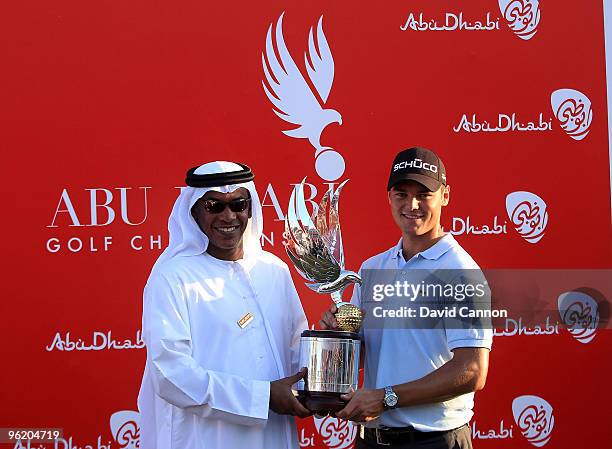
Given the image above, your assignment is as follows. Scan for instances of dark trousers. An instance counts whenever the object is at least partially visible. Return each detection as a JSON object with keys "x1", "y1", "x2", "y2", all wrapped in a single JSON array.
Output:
[{"x1": 355, "y1": 424, "x2": 473, "y2": 449}]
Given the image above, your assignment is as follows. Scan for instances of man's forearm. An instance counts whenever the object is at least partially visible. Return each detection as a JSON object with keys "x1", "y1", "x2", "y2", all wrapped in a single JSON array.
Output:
[{"x1": 393, "y1": 348, "x2": 489, "y2": 407}]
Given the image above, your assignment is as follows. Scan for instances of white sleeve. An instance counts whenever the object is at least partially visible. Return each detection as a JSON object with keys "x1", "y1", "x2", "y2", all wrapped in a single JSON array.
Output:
[{"x1": 142, "y1": 273, "x2": 270, "y2": 426}]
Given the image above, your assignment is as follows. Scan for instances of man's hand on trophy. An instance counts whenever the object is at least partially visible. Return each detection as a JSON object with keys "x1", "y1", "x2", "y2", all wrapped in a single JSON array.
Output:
[
  {"x1": 319, "y1": 304, "x2": 339, "y2": 329},
  {"x1": 336, "y1": 388, "x2": 385, "y2": 422},
  {"x1": 270, "y1": 368, "x2": 312, "y2": 418},
  {"x1": 320, "y1": 304, "x2": 364, "y2": 332}
]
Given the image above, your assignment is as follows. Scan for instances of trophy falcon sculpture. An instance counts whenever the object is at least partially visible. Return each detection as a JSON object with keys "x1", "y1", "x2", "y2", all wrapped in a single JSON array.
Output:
[{"x1": 283, "y1": 180, "x2": 361, "y2": 310}]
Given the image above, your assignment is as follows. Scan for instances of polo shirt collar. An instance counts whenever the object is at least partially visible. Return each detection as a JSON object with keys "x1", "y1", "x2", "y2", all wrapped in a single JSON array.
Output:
[{"x1": 393, "y1": 234, "x2": 455, "y2": 262}]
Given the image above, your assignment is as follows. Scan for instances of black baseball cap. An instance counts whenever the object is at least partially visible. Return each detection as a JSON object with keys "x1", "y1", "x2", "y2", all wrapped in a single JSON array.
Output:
[{"x1": 387, "y1": 147, "x2": 447, "y2": 191}]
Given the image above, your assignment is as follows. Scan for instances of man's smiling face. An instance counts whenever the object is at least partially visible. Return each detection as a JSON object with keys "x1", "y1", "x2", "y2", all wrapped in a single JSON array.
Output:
[
  {"x1": 388, "y1": 180, "x2": 449, "y2": 238},
  {"x1": 191, "y1": 187, "x2": 251, "y2": 260}
]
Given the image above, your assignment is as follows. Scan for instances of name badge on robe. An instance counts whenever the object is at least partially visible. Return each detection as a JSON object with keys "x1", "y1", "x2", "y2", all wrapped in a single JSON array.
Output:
[{"x1": 237, "y1": 312, "x2": 254, "y2": 329}]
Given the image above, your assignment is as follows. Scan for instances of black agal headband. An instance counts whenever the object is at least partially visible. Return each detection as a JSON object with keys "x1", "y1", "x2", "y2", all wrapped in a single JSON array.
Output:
[{"x1": 185, "y1": 163, "x2": 254, "y2": 187}]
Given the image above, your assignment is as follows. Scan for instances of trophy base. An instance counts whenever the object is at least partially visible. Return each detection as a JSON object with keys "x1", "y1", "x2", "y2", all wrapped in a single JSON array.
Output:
[{"x1": 297, "y1": 390, "x2": 348, "y2": 415}]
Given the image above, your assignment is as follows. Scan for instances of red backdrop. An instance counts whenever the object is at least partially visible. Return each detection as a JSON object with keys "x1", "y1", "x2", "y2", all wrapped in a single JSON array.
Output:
[{"x1": 2, "y1": 1, "x2": 611, "y2": 448}]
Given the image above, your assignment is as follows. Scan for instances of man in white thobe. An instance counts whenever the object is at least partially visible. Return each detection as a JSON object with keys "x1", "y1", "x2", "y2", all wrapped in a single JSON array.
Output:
[{"x1": 138, "y1": 161, "x2": 310, "y2": 449}]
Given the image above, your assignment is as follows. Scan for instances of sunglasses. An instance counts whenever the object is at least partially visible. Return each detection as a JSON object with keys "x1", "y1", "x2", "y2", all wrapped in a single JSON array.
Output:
[{"x1": 200, "y1": 198, "x2": 251, "y2": 214}]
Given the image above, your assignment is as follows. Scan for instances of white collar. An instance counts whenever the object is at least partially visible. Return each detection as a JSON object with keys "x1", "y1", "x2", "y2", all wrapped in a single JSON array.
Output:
[{"x1": 393, "y1": 234, "x2": 455, "y2": 262}]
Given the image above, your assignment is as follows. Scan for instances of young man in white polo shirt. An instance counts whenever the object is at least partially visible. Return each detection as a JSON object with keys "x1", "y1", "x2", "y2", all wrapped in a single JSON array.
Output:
[{"x1": 321, "y1": 147, "x2": 492, "y2": 448}]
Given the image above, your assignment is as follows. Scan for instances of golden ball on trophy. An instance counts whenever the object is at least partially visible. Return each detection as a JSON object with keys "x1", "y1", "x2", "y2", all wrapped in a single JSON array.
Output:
[{"x1": 335, "y1": 304, "x2": 363, "y2": 333}]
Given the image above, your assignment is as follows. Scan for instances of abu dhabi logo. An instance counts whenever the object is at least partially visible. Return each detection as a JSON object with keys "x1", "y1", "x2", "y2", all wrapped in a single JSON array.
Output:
[
  {"x1": 110, "y1": 410, "x2": 140, "y2": 449},
  {"x1": 262, "y1": 13, "x2": 345, "y2": 182},
  {"x1": 512, "y1": 395, "x2": 554, "y2": 447},
  {"x1": 505, "y1": 191, "x2": 548, "y2": 244},
  {"x1": 558, "y1": 291, "x2": 600, "y2": 344},
  {"x1": 313, "y1": 415, "x2": 357, "y2": 449},
  {"x1": 551, "y1": 89, "x2": 593, "y2": 141},
  {"x1": 498, "y1": 0, "x2": 541, "y2": 40},
  {"x1": 454, "y1": 88, "x2": 592, "y2": 138},
  {"x1": 452, "y1": 112, "x2": 552, "y2": 133},
  {"x1": 400, "y1": 12, "x2": 500, "y2": 32}
]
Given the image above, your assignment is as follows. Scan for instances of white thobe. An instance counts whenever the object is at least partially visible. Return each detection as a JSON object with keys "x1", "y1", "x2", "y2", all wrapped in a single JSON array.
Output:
[{"x1": 138, "y1": 250, "x2": 308, "y2": 449}]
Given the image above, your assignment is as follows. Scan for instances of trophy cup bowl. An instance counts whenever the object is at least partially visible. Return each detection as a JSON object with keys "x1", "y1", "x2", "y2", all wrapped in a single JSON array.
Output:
[
  {"x1": 297, "y1": 327, "x2": 360, "y2": 413},
  {"x1": 284, "y1": 180, "x2": 363, "y2": 414}
]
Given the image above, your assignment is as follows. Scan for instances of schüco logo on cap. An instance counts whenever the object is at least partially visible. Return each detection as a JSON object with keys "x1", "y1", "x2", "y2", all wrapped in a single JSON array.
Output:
[{"x1": 393, "y1": 158, "x2": 439, "y2": 174}]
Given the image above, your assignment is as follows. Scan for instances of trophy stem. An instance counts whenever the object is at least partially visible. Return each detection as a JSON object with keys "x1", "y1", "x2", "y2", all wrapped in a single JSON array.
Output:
[{"x1": 330, "y1": 291, "x2": 344, "y2": 307}]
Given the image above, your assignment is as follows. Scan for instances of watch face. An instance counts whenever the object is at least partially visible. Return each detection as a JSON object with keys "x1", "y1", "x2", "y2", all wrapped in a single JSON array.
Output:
[{"x1": 385, "y1": 393, "x2": 398, "y2": 407}]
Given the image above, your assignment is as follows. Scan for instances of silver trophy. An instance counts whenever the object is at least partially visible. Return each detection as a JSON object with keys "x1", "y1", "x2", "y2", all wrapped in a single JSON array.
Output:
[{"x1": 284, "y1": 179, "x2": 363, "y2": 413}]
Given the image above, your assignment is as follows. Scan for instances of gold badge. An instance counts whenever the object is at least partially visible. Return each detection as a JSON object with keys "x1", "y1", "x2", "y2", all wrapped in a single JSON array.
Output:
[{"x1": 237, "y1": 312, "x2": 254, "y2": 329}]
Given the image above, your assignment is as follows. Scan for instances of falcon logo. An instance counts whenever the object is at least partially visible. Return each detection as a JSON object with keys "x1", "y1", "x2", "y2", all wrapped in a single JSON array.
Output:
[
  {"x1": 262, "y1": 13, "x2": 345, "y2": 181},
  {"x1": 550, "y1": 89, "x2": 593, "y2": 141},
  {"x1": 110, "y1": 410, "x2": 141, "y2": 449},
  {"x1": 558, "y1": 291, "x2": 600, "y2": 344},
  {"x1": 505, "y1": 191, "x2": 548, "y2": 244},
  {"x1": 498, "y1": 0, "x2": 541, "y2": 40},
  {"x1": 512, "y1": 395, "x2": 554, "y2": 447},
  {"x1": 313, "y1": 415, "x2": 357, "y2": 449}
]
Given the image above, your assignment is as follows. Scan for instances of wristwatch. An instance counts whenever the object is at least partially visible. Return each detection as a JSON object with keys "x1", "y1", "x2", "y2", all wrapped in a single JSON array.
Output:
[{"x1": 383, "y1": 386, "x2": 398, "y2": 409}]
